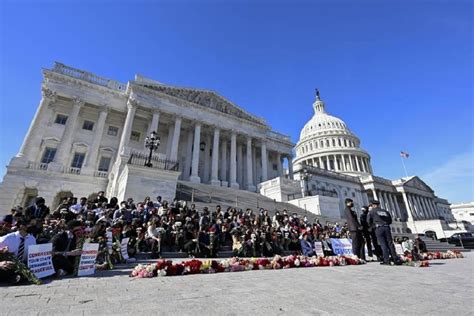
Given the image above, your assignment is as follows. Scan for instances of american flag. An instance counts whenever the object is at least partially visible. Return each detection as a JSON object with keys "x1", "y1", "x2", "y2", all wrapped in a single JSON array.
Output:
[{"x1": 400, "y1": 151, "x2": 410, "y2": 158}]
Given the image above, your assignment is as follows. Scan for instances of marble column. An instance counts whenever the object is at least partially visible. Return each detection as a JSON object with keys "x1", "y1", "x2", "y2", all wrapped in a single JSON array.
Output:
[
  {"x1": 169, "y1": 117, "x2": 182, "y2": 161},
  {"x1": 276, "y1": 153, "x2": 283, "y2": 176},
  {"x1": 183, "y1": 130, "x2": 194, "y2": 180},
  {"x1": 355, "y1": 156, "x2": 361, "y2": 172},
  {"x1": 368, "y1": 159, "x2": 373, "y2": 173},
  {"x1": 414, "y1": 195, "x2": 425, "y2": 219},
  {"x1": 402, "y1": 192, "x2": 414, "y2": 221},
  {"x1": 229, "y1": 132, "x2": 239, "y2": 189},
  {"x1": 237, "y1": 143, "x2": 243, "y2": 185},
  {"x1": 210, "y1": 128, "x2": 220, "y2": 186},
  {"x1": 408, "y1": 194, "x2": 419, "y2": 219},
  {"x1": 390, "y1": 194, "x2": 401, "y2": 220},
  {"x1": 325, "y1": 156, "x2": 330, "y2": 170},
  {"x1": 371, "y1": 188, "x2": 378, "y2": 201},
  {"x1": 252, "y1": 145, "x2": 257, "y2": 185},
  {"x1": 189, "y1": 123, "x2": 201, "y2": 183},
  {"x1": 53, "y1": 97, "x2": 84, "y2": 167},
  {"x1": 83, "y1": 107, "x2": 108, "y2": 175},
  {"x1": 334, "y1": 155, "x2": 340, "y2": 172},
  {"x1": 287, "y1": 155, "x2": 294, "y2": 179},
  {"x1": 349, "y1": 155, "x2": 354, "y2": 172},
  {"x1": 318, "y1": 156, "x2": 324, "y2": 169},
  {"x1": 203, "y1": 134, "x2": 212, "y2": 183},
  {"x1": 220, "y1": 138, "x2": 228, "y2": 186},
  {"x1": 18, "y1": 88, "x2": 57, "y2": 161},
  {"x1": 147, "y1": 111, "x2": 160, "y2": 137},
  {"x1": 246, "y1": 136, "x2": 256, "y2": 191},
  {"x1": 261, "y1": 141, "x2": 268, "y2": 182},
  {"x1": 422, "y1": 197, "x2": 432, "y2": 219},
  {"x1": 165, "y1": 124, "x2": 174, "y2": 159},
  {"x1": 341, "y1": 155, "x2": 346, "y2": 171},
  {"x1": 429, "y1": 199, "x2": 438, "y2": 218}
]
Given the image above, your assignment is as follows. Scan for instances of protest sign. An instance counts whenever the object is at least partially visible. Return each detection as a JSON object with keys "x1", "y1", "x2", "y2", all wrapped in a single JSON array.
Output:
[
  {"x1": 28, "y1": 243, "x2": 55, "y2": 278},
  {"x1": 330, "y1": 238, "x2": 353, "y2": 255},
  {"x1": 120, "y1": 238, "x2": 129, "y2": 261},
  {"x1": 395, "y1": 244, "x2": 404, "y2": 255},
  {"x1": 77, "y1": 243, "x2": 99, "y2": 277},
  {"x1": 314, "y1": 241, "x2": 324, "y2": 256}
]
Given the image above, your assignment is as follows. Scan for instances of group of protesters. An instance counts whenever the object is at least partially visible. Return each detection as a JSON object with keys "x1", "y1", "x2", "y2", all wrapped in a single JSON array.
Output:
[{"x1": 0, "y1": 191, "x2": 424, "y2": 284}]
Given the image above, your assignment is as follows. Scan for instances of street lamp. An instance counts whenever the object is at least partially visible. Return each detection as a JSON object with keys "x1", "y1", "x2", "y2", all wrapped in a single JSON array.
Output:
[{"x1": 144, "y1": 131, "x2": 160, "y2": 167}]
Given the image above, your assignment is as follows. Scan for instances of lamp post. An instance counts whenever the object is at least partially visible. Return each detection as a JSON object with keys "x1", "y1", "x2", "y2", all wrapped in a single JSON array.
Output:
[
  {"x1": 144, "y1": 131, "x2": 160, "y2": 167},
  {"x1": 301, "y1": 169, "x2": 310, "y2": 197}
]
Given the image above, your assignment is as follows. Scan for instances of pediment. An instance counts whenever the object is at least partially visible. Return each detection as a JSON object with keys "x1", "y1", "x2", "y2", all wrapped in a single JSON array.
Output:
[
  {"x1": 139, "y1": 83, "x2": 267, "y2": 126},
  {"x1": 403, "y1": 176, "x2": 434, "y2": 193}
]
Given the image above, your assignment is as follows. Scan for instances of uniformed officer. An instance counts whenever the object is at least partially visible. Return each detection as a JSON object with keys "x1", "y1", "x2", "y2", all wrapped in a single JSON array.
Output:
[{"x1": 367, "y1": 200, "x2": 401, "y2": 265}]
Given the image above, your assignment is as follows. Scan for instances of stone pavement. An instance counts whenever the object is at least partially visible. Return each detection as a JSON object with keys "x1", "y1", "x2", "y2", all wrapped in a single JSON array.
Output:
[{"x1": 1, "y1": 253, "x2": 473, "y2": 316}]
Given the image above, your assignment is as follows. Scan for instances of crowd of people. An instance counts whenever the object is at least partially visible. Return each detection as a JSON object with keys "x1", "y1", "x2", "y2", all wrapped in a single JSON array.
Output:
[{"x1": 0, "y1": 191, "x2": 425, "y2": 284}]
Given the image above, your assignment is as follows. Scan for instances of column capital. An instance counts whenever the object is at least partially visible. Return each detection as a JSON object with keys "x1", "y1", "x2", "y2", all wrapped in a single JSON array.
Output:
[
  {"x1": 41, "y1": 87, "x2": 57, "y2": 102},
  {"x1": 127, "y1": 98, "x2": 139, "y2": 109},
  {"x1": 72, "y1": 96, "x2": 85, "y2": 107},
  {"x1": 97, "y1": 103, "x2": 110, "y2": 114}
]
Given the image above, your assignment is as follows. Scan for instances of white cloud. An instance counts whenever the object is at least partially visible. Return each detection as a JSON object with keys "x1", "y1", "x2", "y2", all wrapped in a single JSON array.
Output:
[{"x1": 421, "y1": 151, "x2": 474, "y2": 204}]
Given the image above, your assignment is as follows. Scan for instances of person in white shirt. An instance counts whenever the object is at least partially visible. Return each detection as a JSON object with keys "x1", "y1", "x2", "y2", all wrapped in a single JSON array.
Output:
[{"x1": 0, "y1": 219, "x2": 37, "y2": 264}]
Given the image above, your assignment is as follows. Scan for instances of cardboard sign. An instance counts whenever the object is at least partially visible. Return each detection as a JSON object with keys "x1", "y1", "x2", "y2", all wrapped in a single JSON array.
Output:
[
  {"x1": 77, "y1": 243, "x2": 99, "y2": 277},
  {"x1": 27, "y1": 243, "x2": 55, "y2": 279},
  {"x1": 330, "y1": 238, "x2": 353, "y2": 255},
  {"x1": 314, "y1": 241, "x2": 324, "y2": 256},
  {"x1": 106, "y1": 231, "x2": 113, "y2": 254},
  {"x1": 395, "y1": 244, "x2": 404, "y2": 255},
  {"x1": 120, "y1": 238, "x2": 129, "y2": 260}
]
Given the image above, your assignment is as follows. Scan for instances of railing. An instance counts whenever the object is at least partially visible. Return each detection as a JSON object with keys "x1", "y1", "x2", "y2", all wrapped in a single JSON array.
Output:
[
  {"x1": 95, "y1": 170, "x2": 109, "y2": 178},
  {"x1": 267, "y1": 130, "x2": 292, "y2": 142},
  {"x1": 27, "y1": 162, "x2": 49, "y2": 171},
  {"x1": 65, "y1": 167, "x2": 81, "y2": 175},
  {"x1": 287, "y1": 187, "x2": 338, "y2": 200},
  {"x1": 52, "y1": 62, "x2": 127, "y2": 92},
  {"x1": 127, "y1": 151, "x2": 179, "y2": 171}
]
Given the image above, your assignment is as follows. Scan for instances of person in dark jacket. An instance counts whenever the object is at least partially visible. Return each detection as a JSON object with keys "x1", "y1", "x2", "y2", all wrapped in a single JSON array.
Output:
[
  {"x1": 344, "y1": 198, "x2": 364, "y2": 260},
  {"x1": 25, "y1": 197, "x2": 50, "y2": 220},
  {"x1": 360, "y1": 206, "x2": 382, "y2": 261},
  {"x1": 367, "y1": 200, "x2": 401, "y2": 265}
]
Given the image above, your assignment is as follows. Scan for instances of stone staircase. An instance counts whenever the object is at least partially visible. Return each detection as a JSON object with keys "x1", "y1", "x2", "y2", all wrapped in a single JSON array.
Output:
[
  {"x1": 421, "y1": 236, "x2": 469, "y2": 253},
  {"x1": 175, "y1": 180, "x2": 336, "y2": 222}
]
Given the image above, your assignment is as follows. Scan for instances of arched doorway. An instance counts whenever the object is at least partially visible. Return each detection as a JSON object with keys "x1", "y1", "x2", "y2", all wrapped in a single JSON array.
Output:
[
  {"x1": 52, "y1": 191, "x2": 74, "y2": 209},
  {"x1": 22, "y1": 188, "x2": 38, "y2": 208},
  {"x1": 425, "y1": 230, "x2": 437, "y2": 240}
]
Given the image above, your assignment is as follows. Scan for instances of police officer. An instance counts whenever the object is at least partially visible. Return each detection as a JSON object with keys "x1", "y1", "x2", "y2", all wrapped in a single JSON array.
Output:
[
  {"x1": 367, "y1": 200, "x2": 401, "y2": 265},
  {"x1": 343, "y1": 198, "x2": 364, "y2": 260},
  {"x1": 360, "y1": 206, "x2": 382, "y2": 261}
]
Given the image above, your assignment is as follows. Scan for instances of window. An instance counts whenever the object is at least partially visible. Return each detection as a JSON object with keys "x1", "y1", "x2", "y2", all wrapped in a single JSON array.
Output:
[
  {"x1": 82, "y1": 120, "x2": 94, "y2": 131},
  {"x1": 107, "y1": 126, "x2": 118, "y2": 136},
  {"x1": 130, "y1": 131, "x2": 140, "y2": 142},
  {"x1": 98, "y1": 156, "x2": 111, "y2": 172},
  {"x1": 55, "y1": 114, "x2": 68, "y2": 125},
  {"x1": 71, "y1": 153, "x2": 85, "y2": 169},
  {"x1": 273, "y1": 163, "x2": 278, "y2": 171},
  {"x1": 41, "y1": 147, "x2": 56, "y2": 164},
  {"x1": 332, "y1": 139, "x2": 336, "y2": 146}
]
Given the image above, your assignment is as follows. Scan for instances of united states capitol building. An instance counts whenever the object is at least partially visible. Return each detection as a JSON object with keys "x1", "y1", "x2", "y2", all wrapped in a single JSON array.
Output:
[{"x1": 0, "y1": 62, "x2": 464, "y2": 238}]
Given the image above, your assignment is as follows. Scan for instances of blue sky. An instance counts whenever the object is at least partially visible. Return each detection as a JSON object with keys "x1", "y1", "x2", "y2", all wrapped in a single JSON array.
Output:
[{"x1": 0, "y1": 0, "x2": 472, "y2": 203}]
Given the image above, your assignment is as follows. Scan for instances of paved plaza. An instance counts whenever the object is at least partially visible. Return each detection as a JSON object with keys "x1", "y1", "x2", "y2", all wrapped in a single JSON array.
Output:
[{"x1": 1, "y1": 252, "x2": 473, "y2": 316}]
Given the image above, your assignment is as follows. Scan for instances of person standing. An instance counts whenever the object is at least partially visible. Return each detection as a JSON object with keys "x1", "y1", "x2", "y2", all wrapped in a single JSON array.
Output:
[
  {"x1": 344, "y1": 199, "x2": 364, "y2": 260},
  {"x1": 367, "y1": 200, "x2": 401, "y2": 265},
  {"x1": 360, "y1": 206, "x2": 381, "y2": 261}
]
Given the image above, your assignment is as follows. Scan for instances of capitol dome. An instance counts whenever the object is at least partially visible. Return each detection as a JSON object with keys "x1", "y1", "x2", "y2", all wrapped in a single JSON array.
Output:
[{"x1": 293, "y1": 91, "x2": 373, "y2": 176}]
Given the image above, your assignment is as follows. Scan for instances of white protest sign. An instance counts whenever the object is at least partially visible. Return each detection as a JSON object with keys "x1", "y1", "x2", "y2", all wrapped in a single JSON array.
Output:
[
  {"x1": 106, "y1": 231, "x2": 113, "y2": 254},
  {"x1": 395, "y1": 244, "x2": 404, "y2": 255},
  {"x1": 314, "y1": 241, "x2": 324, "y2": 256},
  {"x1": 120, "y1": 238, "x2": 129, "y2": 260},
  {"x1": 77, "y1": 243, "x2": 99, "y2": 277},
  {"x1": 330, "y1": 238, "x2": 353, "y2": 255},
  {"x1": 27, "y1": 243, "x2": 55, "y2": 279}
]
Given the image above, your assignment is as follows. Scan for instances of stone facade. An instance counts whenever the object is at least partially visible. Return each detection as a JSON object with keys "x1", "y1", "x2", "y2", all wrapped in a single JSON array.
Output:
[{"x1": 0, "y1": 62, "x2": 293, "y2": 213}]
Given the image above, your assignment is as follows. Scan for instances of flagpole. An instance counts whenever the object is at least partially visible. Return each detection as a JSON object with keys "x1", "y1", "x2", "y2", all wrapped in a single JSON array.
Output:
[{"x1": 400, "y1": 156, "x2": 408, "y2": 178}]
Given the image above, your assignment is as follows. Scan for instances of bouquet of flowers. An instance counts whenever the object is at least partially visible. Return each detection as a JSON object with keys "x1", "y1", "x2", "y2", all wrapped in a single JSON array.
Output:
[
  {"x1": 0, "y1": 251, "x2": 42, "y2": 285},
  {"x1": 130, "y1": 263, "x2": 157, "y2": 278}
]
